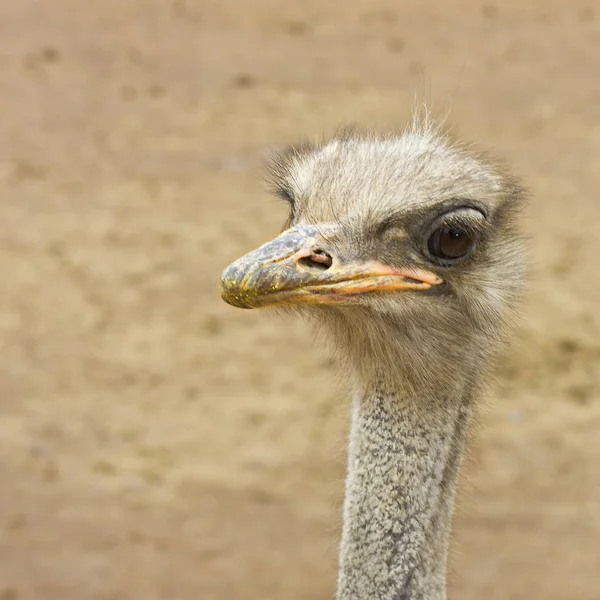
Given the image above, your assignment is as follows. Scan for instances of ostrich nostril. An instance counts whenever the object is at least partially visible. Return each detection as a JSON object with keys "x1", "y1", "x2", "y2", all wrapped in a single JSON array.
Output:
[{"x1": 298, "y1": 249, "x2": 333, "y2": 272}]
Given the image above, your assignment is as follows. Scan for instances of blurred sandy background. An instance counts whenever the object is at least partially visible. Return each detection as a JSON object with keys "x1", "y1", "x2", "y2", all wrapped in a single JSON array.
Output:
[{"x1": 0, "y1": 1, "x2": 599, "y2": 598}]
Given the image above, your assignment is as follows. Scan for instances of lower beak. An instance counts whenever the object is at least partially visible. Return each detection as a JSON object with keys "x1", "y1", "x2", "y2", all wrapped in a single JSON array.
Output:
[{"x1": 220, "y1": 226, "x2": 442, "y2": 309}]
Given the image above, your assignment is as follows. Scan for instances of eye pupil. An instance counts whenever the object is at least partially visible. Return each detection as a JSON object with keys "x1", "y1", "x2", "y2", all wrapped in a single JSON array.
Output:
[{"x1": 427, "y1": 227, "x2": 475, "y2": 260}]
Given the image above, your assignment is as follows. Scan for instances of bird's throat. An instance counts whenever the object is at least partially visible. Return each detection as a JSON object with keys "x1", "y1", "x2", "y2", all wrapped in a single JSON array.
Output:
[{"x1": 337, "y1": 383, "x2": 472, "y2": 600}]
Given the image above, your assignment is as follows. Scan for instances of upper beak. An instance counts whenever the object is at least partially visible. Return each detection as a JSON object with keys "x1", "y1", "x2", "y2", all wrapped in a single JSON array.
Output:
[{"x1": 220, "y1": 225, "x2": 442, "y2": 309}]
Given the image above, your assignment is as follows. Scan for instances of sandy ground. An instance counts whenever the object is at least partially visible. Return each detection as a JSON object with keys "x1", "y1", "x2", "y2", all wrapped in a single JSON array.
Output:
[{"x1": 0, "y1": 1, "x2": 599, "y2": 598}]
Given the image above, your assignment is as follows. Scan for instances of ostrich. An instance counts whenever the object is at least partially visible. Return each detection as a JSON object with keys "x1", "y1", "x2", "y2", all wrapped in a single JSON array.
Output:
[{"x1": 219, "y1": 119, "x2": 525, "y2": 600}]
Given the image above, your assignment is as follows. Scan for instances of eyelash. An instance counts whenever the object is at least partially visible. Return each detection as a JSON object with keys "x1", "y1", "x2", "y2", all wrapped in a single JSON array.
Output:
[
  {"x1": 435, "y1": 217, "x2": 482, "y2": 235},
  {"x1": 426, "y1": 207, "x2": 488, "y2": 234}
]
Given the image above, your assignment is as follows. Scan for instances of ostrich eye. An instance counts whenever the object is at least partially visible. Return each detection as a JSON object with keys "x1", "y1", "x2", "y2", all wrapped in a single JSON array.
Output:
[{"x1": 427, "y1": 227, "x2": 476, "y2": 260}]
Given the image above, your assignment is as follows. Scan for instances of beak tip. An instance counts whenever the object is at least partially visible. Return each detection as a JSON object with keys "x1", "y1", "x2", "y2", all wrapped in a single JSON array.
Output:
[{"x1": 219, "y1": 267, "x2": 257, "y2": 309}]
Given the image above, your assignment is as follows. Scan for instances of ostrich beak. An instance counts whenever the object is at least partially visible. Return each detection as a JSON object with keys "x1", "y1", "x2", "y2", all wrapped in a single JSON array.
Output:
[{"x1": 220, "y1": 225, "x2": 442, "y2": 309}]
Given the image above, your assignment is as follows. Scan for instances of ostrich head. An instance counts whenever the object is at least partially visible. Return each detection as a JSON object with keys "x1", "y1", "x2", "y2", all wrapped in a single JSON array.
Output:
[
  {"x1": 220, "y1": 120, "x2": 527, "y2": 599},
  {"x1": 221, "y1": 122, "x2": 525, "y2": 397}
]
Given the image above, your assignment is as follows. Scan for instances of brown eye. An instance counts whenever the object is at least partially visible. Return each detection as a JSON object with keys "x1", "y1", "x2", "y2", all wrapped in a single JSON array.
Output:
[{"x1": 427, "y1": 227, "x2": 476, "y2": 260}]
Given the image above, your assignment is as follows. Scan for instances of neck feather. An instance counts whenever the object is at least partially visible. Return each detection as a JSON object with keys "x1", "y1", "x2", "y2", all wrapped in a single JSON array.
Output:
[{"x1": 337, "y1": 378, "x2": 474, "y2": 600}]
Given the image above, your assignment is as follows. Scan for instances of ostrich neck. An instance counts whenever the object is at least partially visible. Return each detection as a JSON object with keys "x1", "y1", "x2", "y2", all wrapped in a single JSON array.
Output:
[{"x1": 337, "y1": 378, "x2": 473, "y2": 600}]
